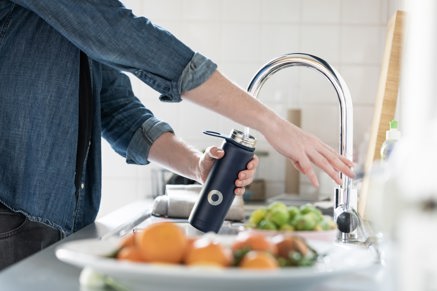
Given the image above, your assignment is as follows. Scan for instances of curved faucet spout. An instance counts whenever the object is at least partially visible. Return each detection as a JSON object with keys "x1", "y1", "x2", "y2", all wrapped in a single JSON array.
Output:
[
  {"x1": 247, "y1": 53, "x2": 358, "y2": 242},
  {"x1": 247, "y1": 53, "x2": 353, "y2": 167}
]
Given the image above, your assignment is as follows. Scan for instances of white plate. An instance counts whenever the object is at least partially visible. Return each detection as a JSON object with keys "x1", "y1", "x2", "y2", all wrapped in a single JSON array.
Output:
[
  {"x1": 55, "y1": 236, "x2": 378, "y2": 291},
  {"x1": 247, "y1": 229, "x2": 338, "y2": 242}
]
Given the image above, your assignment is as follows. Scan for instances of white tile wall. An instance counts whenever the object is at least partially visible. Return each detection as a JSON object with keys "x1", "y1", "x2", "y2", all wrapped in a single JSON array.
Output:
[
  {"x1": 182, "y1": 0, "x2": 221, "y2": 21},
  {"x1": 259, "y1": 24, "x2": 300, "y2": 61},
  {"x1": 341, "y1": 0, "x2": 385, "y2": 24},
  {"x1": 302, "y1": 0, "x2": 341, "y2": 24},
  {"x1": 99, "y1": 0, "x2": 400, "y2": 216},
  {"x1": 222, "y1": 0, "x2": 262, "y2": 22},
  {"x1": 301, "y1": 25, "x2": 341, "y2": 63},
  {"x1": 221, "y1": 23, "x2": 262, "y2": 62},
  {"x1": 340, "y1": 26, "x2": 386, "y2": 65},
  {"x1": 260, "y1": 0, "x2": 301, "y2": 23}
]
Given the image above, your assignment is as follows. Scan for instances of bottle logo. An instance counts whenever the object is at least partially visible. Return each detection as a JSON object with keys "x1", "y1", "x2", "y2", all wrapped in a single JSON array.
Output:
[{"x1": 207, "y1": 190, "x2": 223, "y2": 206}]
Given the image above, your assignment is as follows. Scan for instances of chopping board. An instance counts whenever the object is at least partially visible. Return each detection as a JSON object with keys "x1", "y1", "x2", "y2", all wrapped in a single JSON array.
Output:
[{"x1": 358, "y1": 10, "x2": 405, "y2": 217}]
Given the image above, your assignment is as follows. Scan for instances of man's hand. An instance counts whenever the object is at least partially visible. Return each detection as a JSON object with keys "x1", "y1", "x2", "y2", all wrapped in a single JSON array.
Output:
[
  {"x1": 199, "y1": 147, "x2": 259, "y2": 196},
  {"x1": 183, "y1": 71, "x2": 355, "y2": 188}
]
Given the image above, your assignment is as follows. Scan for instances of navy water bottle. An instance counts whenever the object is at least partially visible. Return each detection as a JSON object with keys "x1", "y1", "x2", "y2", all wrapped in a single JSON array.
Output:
[{"x1": 189, "y1": 129, "x2": 256, "y2": 233}]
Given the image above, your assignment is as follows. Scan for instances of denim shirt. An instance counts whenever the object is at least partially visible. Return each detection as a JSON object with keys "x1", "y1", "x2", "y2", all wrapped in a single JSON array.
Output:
[{"x1": 0, "y1": 1, "x2": 217, "y2": 235}]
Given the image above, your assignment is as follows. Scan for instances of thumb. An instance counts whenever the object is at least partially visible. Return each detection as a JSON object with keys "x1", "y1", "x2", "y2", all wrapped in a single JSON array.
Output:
[{"x1": 206, "y1": 146, "x2": 224, "y2": 160}]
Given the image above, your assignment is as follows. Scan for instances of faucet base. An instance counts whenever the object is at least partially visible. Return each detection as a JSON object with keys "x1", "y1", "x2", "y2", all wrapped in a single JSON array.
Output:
[
  {"x1": 336, "y1": 213, "x2": 372, "y2": 244},
  {"x1": 337, "y1": 231, "x2": 359, "y2": 243}
]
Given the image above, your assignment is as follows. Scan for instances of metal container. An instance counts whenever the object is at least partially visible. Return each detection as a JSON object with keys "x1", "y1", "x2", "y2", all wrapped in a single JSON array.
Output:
[{"x1": 189, "y1": 129, "x2": 256, "y2": 233}]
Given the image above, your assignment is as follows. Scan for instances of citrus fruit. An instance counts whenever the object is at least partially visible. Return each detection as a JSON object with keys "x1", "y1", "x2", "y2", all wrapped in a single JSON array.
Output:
[
  {"x1": 184, "y1": 237, "x2": 232, "y2": 267},
  {"x1": 231, "y1": 232, "x2": 277, "y2": 255},
  {"x1": 239, "y1": 251, "x2": 279, "y2": 269},
  {"x1": 119, "y1": 232, "x2": 136, "y2": 249},
  {"x1": 116, "y1": 246, "x2": 144, "y2": 263},
  {"x1": 136, "y1": 221, "x2": 188, "y2": 264}
]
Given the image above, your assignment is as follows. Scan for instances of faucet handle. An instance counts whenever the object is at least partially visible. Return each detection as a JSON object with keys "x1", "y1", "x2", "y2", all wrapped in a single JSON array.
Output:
[{"x1": 334, "y1": 205, "x2": 360, "y2": 233}]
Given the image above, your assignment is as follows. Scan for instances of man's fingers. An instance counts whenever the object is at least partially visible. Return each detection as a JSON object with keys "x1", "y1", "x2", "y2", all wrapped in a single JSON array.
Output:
[
  {"x1": 234, "y1": 155, "x2": 259, "y2": 195},
  {"x1": 236, "y1": 170, "x2": 255, "y2": 187},
  {"x1": 293, "y1": 157, "x2": 319, "y2": 188},
  {"x1": 234, "y1": 187, "x2": 245, "y2": 196},
  {"x1": 320, "y1": 148, "x2": 355, "y2": 179},
  {"x1": 320, "y1": 141, "x2": 355, "y2": 169},
  {"x1": 246, "y1": 155, "x2": 260, "y2": 170},
  {"x1": 307, "y1": 149, "x2": 344, "y2": 185}
]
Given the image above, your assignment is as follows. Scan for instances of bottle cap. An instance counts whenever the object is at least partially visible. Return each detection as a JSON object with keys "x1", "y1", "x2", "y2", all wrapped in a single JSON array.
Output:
[
  {"x1": 231, "y1": 129, "x2": 256, "y2": 148},
  {"x1": 386, "y1": 119, "x2": 401, "y2": 140}
]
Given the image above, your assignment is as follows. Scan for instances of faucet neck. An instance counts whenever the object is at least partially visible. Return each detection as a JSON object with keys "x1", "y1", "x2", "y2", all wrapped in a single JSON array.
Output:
[
  {"x1": 247, "y1": 53, "x2": 354, "y2": 189},
  {"x1": 247, "y1": 53, "x2": 358, "y2": 241}
]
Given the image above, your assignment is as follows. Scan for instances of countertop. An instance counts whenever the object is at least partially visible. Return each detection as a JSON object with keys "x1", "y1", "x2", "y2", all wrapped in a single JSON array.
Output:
[{"x1": 0, "y1": 200, "x2": 390, "y2": 291}]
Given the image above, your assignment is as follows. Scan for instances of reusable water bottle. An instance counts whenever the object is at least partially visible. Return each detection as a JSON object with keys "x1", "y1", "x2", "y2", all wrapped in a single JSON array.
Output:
[{"x1": 189, "y1": 129, "x2": 256, "y2": 233}]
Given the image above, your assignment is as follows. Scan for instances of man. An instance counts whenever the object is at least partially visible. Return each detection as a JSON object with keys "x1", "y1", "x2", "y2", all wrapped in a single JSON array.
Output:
[{"x1": 0, "y1": 1, "x2": 354, "y2": 269}]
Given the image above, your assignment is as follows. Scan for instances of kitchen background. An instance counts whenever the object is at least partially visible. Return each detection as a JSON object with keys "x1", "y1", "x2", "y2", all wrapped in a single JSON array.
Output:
[{"x1": 99, "y1": 0, "x2": 403, "y2": 217}]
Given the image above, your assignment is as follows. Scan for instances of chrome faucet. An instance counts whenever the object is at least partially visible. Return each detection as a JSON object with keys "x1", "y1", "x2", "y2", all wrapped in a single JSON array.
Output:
[{"x1": 246, "y1": 53, "x2": 361, "y2": 243}]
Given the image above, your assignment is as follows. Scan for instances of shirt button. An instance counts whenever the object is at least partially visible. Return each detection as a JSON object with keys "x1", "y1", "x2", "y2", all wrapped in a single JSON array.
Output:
[{"x1": 81, "y1": 183, "x2": 85, "y2": 189}]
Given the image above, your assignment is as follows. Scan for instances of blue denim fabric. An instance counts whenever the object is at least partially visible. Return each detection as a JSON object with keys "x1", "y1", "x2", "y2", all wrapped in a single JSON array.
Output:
[{"x1": 0, "y1": 1, "x2": 217, "y2": 235}]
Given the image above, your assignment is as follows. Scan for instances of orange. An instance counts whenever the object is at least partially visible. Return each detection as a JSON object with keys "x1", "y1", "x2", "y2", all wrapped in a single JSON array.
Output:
[
  {"x1": 185, "y1": 236, "x2": 197, "y2": 253},
  {"x1": 119, "y1": 232, "x2": 136, "y2": 249},
  {"x1": 116, "y1": 246, "x2": 144, "y2": 263},
  {"x1": 184, "y1": 237, "x2": 232, "y2": 267},
  {"x1": 136, "y1": 221, "x2": 188, "y2": 264},
  {"x1": 239, "y1": 251, "x2": 279, "y2": 270},
  {"x1": 231, "y1": 232, "x2": 277, "y2": 255}
]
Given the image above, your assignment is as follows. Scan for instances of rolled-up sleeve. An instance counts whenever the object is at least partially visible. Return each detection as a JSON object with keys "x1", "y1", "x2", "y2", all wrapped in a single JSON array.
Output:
[
  {"x1": 100, "y1": 65, "x2": 173, "y2": 165},
  {"x1": 12, "y1": 0, "x2": 217, "y2": 102},
  {"x1": 126, "y1": 118, "x2": 173, "y2": 165},
  {"x1": 160, "y1": 52, "x2": 217, "y2": 102}
]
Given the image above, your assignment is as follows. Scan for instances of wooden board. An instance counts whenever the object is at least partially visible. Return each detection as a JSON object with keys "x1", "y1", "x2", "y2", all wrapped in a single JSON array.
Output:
[
  {"x1": 285, "y1": 109, "x2": 301, "y2": 194},
  {"x1": 358, "y1": 10, "x2": 405, "y2": 217}
]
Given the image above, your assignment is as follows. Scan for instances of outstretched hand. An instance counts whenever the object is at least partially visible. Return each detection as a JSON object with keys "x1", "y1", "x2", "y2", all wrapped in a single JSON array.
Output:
[
  {"x1": 264, "y1": 118, "x2": 355, "y2": 187},
  {"x1": 183, "y1": 70, "x2": 353, "y2": 188},
  {"x1": 199, "y1": 146, "x2": 259, "y2": 196}
]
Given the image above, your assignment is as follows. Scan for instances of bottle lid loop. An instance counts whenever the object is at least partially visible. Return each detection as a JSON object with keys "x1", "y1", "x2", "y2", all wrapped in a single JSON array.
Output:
[{"x1": 203, "y1": 129, "x2": 256, "y2": 149}]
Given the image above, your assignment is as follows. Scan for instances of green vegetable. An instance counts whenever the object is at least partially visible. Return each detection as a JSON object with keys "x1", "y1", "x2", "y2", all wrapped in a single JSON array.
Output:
[
  {"x1": 287, "y1": 206, "x2": 300, "y2": 222},
  {"x1": 248, "y1": 208, "x2": 267, "y2": 226},
  {"x1": 266, "y1": 207, "x2": 289, "y2": 227},
  {"x1": 299, "y1": 203, "x2": 318, "y2": 215},
  {"x1": 267, "y1": 201, "x2": 288, "y2": 212},
  {"x1": 247, "y1": 201, "x2": 336, "y2": 232},
  {"x1": 279, "y1": 224, "x2": 294, "y2": 231},
  {"x1": 258, "y1": 219, "x2": 277, "y2": 230},
  {"x1": 294, "y1": 213, "x2": 318, "y2": 231}
]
